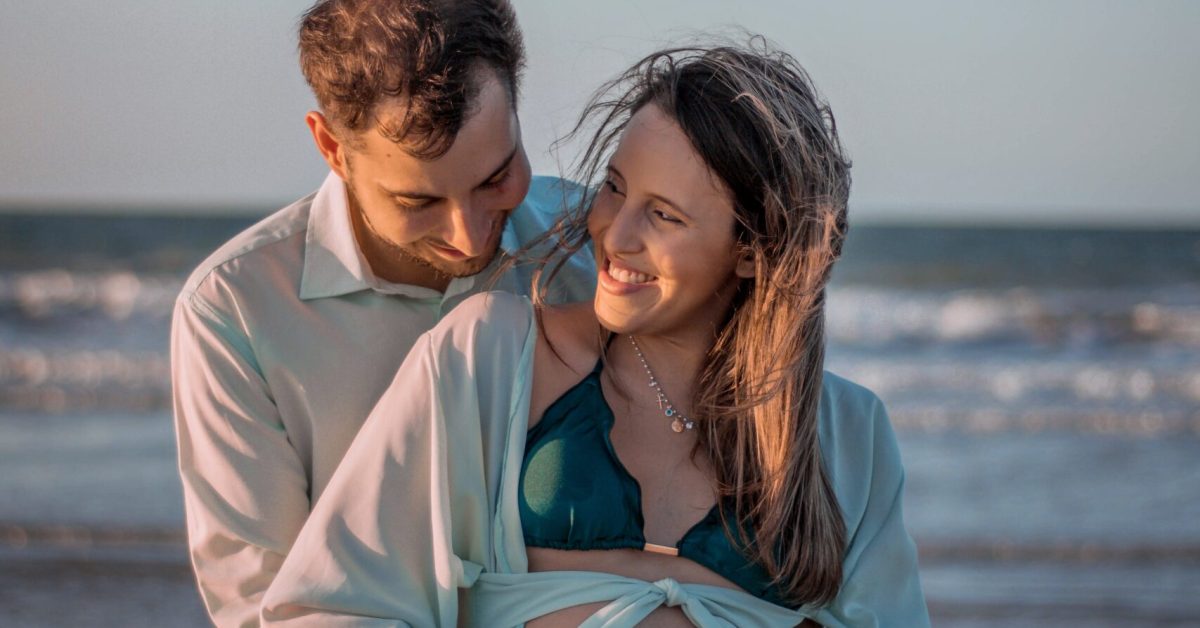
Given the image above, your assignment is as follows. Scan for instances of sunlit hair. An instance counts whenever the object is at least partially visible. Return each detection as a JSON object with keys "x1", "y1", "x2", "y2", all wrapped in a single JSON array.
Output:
[
  {"x1": 298, "y1": 0, "x2": 524, "y2": 158},
  {"x1": 523, "y1": 37, "x2": 852, "y2": 606}
]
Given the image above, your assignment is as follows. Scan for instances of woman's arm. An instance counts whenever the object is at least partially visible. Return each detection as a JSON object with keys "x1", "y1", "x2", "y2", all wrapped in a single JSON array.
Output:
[{"x1": 261, "y1": 292, "x2": 537, "y2": 626}]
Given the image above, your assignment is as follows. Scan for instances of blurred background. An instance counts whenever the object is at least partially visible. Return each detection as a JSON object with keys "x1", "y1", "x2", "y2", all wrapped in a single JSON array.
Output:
[{"x1": 2, "y1": 1, "x2": 1198, "y2": 626}]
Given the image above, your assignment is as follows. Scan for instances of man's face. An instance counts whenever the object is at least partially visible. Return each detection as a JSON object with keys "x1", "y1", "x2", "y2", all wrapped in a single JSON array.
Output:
[{"x1": 338, "y1": 70, "x2": 531, "y2": 288}]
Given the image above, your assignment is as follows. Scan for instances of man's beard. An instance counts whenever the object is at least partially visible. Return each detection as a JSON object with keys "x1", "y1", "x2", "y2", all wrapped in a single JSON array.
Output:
[
  {"x1": 361, "y1": 207, "x2": 509, "y2": 280},
  {"x1": 390, "y1": 229, "x2": 504, "y2": 279},
  {"x1": 347, "y1": 181, "x2": 510, "y2": 281}
]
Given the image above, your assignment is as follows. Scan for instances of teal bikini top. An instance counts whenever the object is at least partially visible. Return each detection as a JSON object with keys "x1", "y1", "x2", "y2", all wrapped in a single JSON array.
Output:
[{"x1": 519, "y1": 359, "x2": 793, "y2": 608}]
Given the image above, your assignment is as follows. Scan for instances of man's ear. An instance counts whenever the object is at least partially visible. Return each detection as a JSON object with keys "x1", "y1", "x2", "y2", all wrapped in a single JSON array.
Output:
[
  {"x1": 734, "y1": 248, "x2": 755, "y2": 279},
  {"x1": 306, "y1": 111, "x2": 351, "y2": 180}
]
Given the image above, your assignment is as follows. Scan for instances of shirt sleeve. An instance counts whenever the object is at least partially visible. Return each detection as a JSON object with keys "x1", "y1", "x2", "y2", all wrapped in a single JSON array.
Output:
[
  {"x1": 171, "y1": 293, "x2": 311, "y2": 628},
  {"x1": 813, "y1": 395, "x2": 931, "y2": 628},
  {"x1": 260, "y1": 292, "x2": 535, "y2": 627}
]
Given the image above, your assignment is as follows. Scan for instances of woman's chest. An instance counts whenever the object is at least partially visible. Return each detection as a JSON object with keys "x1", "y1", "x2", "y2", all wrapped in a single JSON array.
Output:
[{"x1": 520, "y1": 405, "x2": 716, "y2": 548}]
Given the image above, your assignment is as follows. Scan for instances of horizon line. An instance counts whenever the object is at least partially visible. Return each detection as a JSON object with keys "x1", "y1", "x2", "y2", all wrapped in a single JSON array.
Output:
[{"x1": 1, "y1": 200, "x2": 1197, "y2": 231}]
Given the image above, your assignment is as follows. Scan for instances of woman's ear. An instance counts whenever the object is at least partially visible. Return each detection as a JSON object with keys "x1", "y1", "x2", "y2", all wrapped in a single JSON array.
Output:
[{"x1": 734, "y1": 248, "x2": 755, "y2": 279}]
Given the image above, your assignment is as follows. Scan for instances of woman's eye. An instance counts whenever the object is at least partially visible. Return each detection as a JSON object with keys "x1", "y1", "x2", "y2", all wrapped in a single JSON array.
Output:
[
  {"x1": 602, "y1": 178, "x2": 623, "y2": 195},
  {"x1": 653, "y1": 209, "x2": 683, "y2": 224}
]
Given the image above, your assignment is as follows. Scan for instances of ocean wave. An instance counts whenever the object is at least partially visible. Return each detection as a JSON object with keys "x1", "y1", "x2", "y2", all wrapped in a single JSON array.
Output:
[
  {"x1": 3, "y1": 269, "x2": 1200, "y2": 351},
  {"x1": 829, "y1": 355, "x2": 1200, "y2": 405},
  {"x1": 2, "y1": 269, "x2": 1198, "y2": 429},
  {"x1": 0, "y1": 270, "x2": 180, "y2": 322},
  {"x1": 825, "y1": 284, "x2": 1200, "y2": 348},
  {"x1": 825, "y1": 356, "x2": 1200, "y2": 435},
  {"x1": 882, "y1": 403, "x2": 1200, "y2": 436},
  {"x1": 3, "y1": 345, "x2": 1198, "y2": 436},
  {"x1": 0, "y1": 348, "x2": 169, "y2": 413}
]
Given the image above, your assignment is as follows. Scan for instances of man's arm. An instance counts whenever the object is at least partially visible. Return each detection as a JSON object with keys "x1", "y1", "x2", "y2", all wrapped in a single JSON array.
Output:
[{"x1": 172, "y1": 293, "x2": 311, "y2": 628}]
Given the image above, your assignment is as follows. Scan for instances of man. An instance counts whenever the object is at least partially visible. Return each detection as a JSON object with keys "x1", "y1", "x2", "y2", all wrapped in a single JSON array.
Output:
[{"x1": 171, "y1": 1, "x2": 592, "y2": 625}]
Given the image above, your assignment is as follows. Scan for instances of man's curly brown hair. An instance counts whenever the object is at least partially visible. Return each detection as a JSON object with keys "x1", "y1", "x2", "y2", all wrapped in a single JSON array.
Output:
[{"x1": 298, "y1": 0, "x2": 525, "y2": 159}]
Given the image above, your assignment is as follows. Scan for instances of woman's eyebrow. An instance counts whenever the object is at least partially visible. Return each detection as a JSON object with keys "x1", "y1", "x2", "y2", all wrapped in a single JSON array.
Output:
[
  {"x1": 607, "y1": 164, "x2": 693, "y2": 219},
  {"x1": 647, "y1": 192, "x2": 691, "y2": 220}
]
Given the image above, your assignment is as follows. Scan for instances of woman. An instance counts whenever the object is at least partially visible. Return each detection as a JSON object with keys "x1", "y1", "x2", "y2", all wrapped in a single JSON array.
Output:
[{"x1": 263, "y1": 41, "x2": 928, "y2": 627}]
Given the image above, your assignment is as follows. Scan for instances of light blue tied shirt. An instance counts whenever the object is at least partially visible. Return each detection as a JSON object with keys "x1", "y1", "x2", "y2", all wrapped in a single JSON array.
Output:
[{"x1": 261, "y1": 292, "x2": 930, "y2": 627}]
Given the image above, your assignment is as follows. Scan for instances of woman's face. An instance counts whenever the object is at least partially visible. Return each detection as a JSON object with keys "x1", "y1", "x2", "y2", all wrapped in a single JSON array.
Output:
[{"x1": 588, "y1": 104, "x2": 752, "y2": 338}]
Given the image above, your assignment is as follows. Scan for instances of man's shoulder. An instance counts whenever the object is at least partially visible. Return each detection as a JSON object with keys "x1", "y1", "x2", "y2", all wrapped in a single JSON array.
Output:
[
  {"x1": 506, "y1": 176, "x2": 596, "y2": 303},
  {"x1": 177, "y1": 192, "x2": 315, "y2": 308},
  {"x1": 521, "y1": 175, "x2": 586, "y2": 213},
  {"x1": 509, "y1": 175, "x2": 585, "y2": 233}
]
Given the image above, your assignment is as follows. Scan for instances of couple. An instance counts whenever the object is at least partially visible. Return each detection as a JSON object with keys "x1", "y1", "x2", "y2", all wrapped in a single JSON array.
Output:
[{"x1": 172, "y1": 0, "x2": 928, "y2": 626}]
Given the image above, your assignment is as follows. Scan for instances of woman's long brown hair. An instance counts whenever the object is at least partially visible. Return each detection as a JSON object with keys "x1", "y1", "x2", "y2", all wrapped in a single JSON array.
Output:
[{"x1": 515, "y1": 37, "x2": 852, "y2": 607}]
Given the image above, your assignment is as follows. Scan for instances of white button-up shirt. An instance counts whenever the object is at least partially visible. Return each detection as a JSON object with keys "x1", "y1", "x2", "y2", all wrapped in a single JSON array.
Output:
[{"x1": 171, "y1": 172, "x2": 594, "y2": 628}]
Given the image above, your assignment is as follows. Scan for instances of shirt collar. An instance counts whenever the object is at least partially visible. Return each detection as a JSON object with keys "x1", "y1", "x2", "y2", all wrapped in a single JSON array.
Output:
[
  {"x1": 299, "y1": 171, "x2": 521, "y2": 301},
  {"x1": 299, "y1": 172, "x2": 376, "y2": 300}
]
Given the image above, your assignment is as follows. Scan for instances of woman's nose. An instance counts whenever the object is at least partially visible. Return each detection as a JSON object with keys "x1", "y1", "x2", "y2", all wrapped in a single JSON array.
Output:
[{"x1": 600, "y1": 201, "x2": 643, "y2": 255}]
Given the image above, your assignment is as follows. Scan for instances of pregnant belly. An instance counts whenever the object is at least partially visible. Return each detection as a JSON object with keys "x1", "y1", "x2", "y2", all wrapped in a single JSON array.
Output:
[{"x1": 524, "y1": 546, "x2": 744, "y2": 628}]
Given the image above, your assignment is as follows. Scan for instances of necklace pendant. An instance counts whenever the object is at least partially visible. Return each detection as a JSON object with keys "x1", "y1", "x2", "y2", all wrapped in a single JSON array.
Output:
[{"x1": 629, "y1": 335, "x2": 692, "y2": 436}]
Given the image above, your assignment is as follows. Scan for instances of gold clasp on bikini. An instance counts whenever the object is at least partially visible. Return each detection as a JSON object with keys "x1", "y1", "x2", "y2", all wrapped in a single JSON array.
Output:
[{"x1": 643, "y1": 542, "x2": 679, "y2": 556}]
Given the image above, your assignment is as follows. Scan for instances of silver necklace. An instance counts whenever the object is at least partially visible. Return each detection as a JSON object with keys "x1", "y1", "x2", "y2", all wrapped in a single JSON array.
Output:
[{"x1": 628, "y1": 335, "x2": 695, "y2": 433}]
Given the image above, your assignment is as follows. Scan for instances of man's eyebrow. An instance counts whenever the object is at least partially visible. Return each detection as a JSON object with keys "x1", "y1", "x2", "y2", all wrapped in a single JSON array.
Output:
[
  {"x1": 477, "y1": 145, "x2": 519, "y2": 187},
  {"x1": 379, "y1": 184, "x2": 438, "y2": 201},
  {"x1": 379, "y1": 145, "x2": 519, "y2": 201}
]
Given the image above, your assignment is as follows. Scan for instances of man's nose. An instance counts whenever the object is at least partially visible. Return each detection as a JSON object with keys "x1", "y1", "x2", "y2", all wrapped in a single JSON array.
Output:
[{"x1": 444, "y1": 200, "x2": 501, "y2": 256}]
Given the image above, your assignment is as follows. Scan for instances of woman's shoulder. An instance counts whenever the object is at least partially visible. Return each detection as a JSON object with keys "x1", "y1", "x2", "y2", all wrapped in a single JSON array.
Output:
[
  {"x1": 816, "y1": 371, "x2": 905, "y2": 515},
  {"x1": 433, "y1": 291, "x2": 536, "y2": 338},
  {"x1": 537, "y1": 300, "x2": 601, "y2": 371},
  {"x1": 816, "y1": 369, "x2": 896, "y2": 457},
  {"x1": 441, "y1": 290, "x2": 534, "y2": 326},
  {"x1": 528, "y1": 301, "x2": 602, "y2": 427},
  {"x1": 423, "y1": 291, "x2": 536, "y2": 363},
  {"x1": 818, "y1": 370, "x2": 886, "y2": 429}
]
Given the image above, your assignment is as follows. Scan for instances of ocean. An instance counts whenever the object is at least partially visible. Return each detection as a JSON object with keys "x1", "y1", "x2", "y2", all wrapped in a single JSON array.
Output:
[{"x1": 1, "y1": 213, "x2": 1198, "y2": 626}]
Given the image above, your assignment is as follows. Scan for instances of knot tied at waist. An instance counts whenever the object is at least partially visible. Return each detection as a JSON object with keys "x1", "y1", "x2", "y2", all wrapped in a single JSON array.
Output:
[
  {"x1": 651, "y1": 577, "x2": 689, "y2": 607},
  {"x1": 466, "y1": 570, "x2": 809, "y2": 627}
]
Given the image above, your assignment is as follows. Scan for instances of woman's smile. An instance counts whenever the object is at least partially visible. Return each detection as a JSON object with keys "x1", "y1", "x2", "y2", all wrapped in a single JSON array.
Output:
[{"x1": 598, "y1": 256, "x2": 659, "y2": 295}]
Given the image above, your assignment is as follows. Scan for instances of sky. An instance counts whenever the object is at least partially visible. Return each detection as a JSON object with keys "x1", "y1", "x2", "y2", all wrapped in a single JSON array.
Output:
[{"x1": 0, "y1": 0, "x2": 1197, "y2": 226}]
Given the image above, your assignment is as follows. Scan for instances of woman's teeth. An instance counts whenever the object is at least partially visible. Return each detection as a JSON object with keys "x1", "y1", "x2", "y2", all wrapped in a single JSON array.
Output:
[{"x1": 609, "y1": 267, "x2": 654, "y2": 284}]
